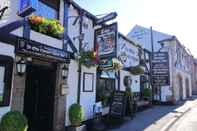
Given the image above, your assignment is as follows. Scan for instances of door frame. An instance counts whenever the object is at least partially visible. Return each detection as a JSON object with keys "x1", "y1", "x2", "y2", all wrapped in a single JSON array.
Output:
[
  {"x1": 11, "y1": 56, "x2": 69, "y2": 131},
  {"x1": 23, "y1": 62, "x2": 56, "y2": 131}
]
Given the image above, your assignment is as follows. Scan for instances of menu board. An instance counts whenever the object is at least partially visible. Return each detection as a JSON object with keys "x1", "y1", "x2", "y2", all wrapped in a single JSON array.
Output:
[
  {"x1": 109, "y1": 91, "x2": 126, "y2": 117},
  {"x1": 152, "y1": 52, "x2": 170, "y2": 86}
]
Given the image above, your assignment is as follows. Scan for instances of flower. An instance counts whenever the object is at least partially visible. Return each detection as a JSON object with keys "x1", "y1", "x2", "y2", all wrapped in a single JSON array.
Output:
[
  {"x1": 28, "y1": 16, "x2": 64, "y2": 39},
  {"x1": 78, "y1": 51, "x2": 98, "y2": 68}
]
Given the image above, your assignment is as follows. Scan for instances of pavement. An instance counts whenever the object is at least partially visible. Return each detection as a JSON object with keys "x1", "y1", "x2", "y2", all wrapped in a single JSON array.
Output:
[
  {"x1": 109, "y1": 96, "x2": 197, "y2": 131},
  {"x1": 167, "y1": 99, "x2": 197, "y2": 131}
]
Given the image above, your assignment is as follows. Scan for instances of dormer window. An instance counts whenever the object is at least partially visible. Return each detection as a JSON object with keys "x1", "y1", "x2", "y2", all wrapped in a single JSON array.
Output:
[{"x1": 35, "y1": 0, "x2": 59, "y2": 19}]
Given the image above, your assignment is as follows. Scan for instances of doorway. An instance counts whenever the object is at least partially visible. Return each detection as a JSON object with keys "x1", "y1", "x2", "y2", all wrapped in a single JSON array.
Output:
[
  {"x1": 185, "y1": 78, "x2": 190, "y2": 98},
  {"x1": 177, "y1": 75, "x2": 183, "y2": 100},
  {"x1": 23, "y1": 64, "x2": 56, "y2": 131}
]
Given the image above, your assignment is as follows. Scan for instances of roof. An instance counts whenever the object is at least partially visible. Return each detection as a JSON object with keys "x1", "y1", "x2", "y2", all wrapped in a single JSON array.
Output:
[
  {"x1": 127, "y1": 25, "x2": 173, "y2": 52},
  {"x1": 118, "y1": 32, "x2": 142, "y2": 49},
  {"x1": 69, "y1": 1, "x2": 98, "y2": 22}
]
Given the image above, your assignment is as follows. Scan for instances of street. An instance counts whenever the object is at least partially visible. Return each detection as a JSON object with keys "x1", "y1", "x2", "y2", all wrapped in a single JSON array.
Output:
[{"x1": 110, "y1": 96, "x2": 197, "y2": 131}]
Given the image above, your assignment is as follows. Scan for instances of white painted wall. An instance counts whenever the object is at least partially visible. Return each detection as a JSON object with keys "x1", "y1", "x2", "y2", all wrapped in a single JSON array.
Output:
[
  {"x1": 119, "y1": 70, "x2": 140, "y2": 92},
  {"x1": 66, "y1": 60, "x2": 79, "y2": 125},
  {"x1": 80, "y1": 66, "x2": 97, "y2": 120},
  {"x1": 117, "y1": 35, "x2": 139, "y2": 67},
  {"x1": 65, "y1": 5, "x2": 97, "y2": 126}
]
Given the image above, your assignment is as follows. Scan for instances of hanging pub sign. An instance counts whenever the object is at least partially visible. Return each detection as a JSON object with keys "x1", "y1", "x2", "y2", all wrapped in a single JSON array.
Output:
[
  {"x1": 152, "y1": 52, "x2": 170, "y2": 86},
  {"x1": 99, "y1": 59, "x2": 113, "y2": 70},
  {"x1": 16, "y1": 39, "x2": 71, "y2": 61},
  {"x1": 18, "y1": 0, "x2": 38, "y2": 17},
  {"x1": 95, "y1": 23, "x2": 118, "y2": 59}
]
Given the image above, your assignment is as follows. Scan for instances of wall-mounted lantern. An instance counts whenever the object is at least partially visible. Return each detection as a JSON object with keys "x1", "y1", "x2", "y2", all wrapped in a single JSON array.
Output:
[
  {"x1": 16, "y1": 58, "x2": 26, "y2": 76},
  {"x1": 62, "y1": 65, "x2": 69, "y2": 79}
]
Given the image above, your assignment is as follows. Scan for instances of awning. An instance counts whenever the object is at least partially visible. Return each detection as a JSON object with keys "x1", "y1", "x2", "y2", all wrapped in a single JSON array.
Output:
[{"x1": 100, "y1": 71, "x2": 117, "y2": 79}]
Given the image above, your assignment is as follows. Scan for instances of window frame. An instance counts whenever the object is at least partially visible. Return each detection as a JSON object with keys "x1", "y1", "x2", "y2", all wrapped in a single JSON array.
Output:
[
  {"x1": 96, "y1": 78, "x2": 115, "y2": 106},
  {"x1": 36, "y1": 0, "x2": 60, "y2": 19},
  {"x1": 0, "y1": 55, "x2": 13, "y2": 107}
]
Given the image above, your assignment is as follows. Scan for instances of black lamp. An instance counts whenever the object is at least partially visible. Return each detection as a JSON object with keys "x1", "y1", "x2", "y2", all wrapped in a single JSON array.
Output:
[
  {"x1": 62, "y1": 65, "x2": 68, "y2": 79},
  {"x1": 16, "y1": 58, "x2": 26, "y2": 76}
]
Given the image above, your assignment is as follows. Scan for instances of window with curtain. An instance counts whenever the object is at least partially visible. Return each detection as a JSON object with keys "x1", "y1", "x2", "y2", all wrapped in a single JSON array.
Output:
[{"x1": 35, "y1": 0, "x2": 59, "y2": 19}]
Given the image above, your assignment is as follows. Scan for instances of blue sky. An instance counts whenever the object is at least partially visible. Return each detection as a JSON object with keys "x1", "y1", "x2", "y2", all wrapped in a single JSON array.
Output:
[{"x1": 74, "y1": 0, "x2": 197, "y2": 57}]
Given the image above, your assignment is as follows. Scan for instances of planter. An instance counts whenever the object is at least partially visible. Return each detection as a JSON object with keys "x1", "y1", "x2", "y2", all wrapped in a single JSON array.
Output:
[
  {"x1": 78, "y1": 51, "x2": 98, "y2": 68},
  {"x1": 69, "y1": 125, "x2": 87, "y2": 131},
  {"x1": 128, "y1": 65, "x2": 145, "y2": 75},
  {"x1": 28, "y1": 16, "x2": 64, "y2": 39}
]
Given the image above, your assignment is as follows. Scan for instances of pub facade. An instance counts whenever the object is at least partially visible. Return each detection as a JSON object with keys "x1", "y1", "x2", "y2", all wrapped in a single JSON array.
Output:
[{"x1": 0, "y1": 0, "x2": 148, "y2": 131}]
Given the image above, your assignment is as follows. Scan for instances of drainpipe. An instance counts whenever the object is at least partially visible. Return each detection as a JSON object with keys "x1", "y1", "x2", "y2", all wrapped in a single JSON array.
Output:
[
  {"x1": 77, "y1": 10, "x2": 83, "y2": 104},
  {"x1": 150, "y1": 26, "x2": 154, "y2": 102}
]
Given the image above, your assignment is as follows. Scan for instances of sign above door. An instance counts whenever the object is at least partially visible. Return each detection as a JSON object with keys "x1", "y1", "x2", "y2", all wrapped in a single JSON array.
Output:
[{"x1": 16, "y1": 39, "x2": 72, "y2": 62}]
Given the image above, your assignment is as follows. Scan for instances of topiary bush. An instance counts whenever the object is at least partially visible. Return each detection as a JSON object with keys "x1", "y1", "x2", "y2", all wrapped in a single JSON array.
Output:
[
  {"x1": 143, "y1": 88, "x2": 152, "y2": 99},
  {"x1": 69, "y1": 103, "x2": 85, "y2": 127},
  {"x1": 0, "y1": 111, "x2": 28, "y2": 131}
]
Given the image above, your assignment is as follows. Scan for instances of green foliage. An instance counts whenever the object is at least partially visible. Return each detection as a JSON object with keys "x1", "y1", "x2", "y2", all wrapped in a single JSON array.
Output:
[
  {"x1": 0, "y1": 96, "x2": 3, "y2": 102},
  {"x1": 129, "y1": 66, "x2": 145, "y2": 75},
  {"x1": 0, "y1": 111, "x2": 28, "y2": 131},
  {"x1": 78, "y1": 51, "x2": 97, "y2": 68},
  {"x1": 69, "y1": 104, "x2": 85, "y2": 126},
  {"x1": 29, "y1": 16, "x2": 64, "y2": 39},
  {"x1": 126, "y1": 87, "x2": 133, "y2": 97},
  {"x1": 143, "y1": 88, "x2": 152, "y2": 98}
]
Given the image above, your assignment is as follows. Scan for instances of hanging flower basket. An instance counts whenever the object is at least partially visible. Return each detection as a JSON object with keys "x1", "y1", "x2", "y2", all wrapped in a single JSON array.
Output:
[
  {"x1": 128, "y1": 65, "x2": 145, "y2": 75},
  {"x1": 112, "y1": 58, "x2": 123, "y2": 71},
  {"x1": 28, "y1": 16, "x2": 64, "y2": 39},
  {"x1": 98, "y1": 58, "x2": 123, "y2": 72},
  {"x1": 78, "y1": 51, "x2": 98, "y2": 68}
]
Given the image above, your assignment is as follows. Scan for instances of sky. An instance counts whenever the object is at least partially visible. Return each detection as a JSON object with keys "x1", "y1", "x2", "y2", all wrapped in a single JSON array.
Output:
[{"x1": 74, "y1": 0, "x2": 197, "y2": 57}]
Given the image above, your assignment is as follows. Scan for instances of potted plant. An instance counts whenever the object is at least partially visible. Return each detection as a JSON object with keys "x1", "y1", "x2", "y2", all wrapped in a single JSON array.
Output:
[
  {"x1": 69, "y1": 103, "x2": 86, "y2": 131},
  {"x1": 0, "y1": 111, "x2": 28, "y2": 131},
  {"x1": 128, "y1": 65, "x2": 145, "y2": 75},
  {"x1": 143, "y1": 88, "x2": 152, "y2": 101}
]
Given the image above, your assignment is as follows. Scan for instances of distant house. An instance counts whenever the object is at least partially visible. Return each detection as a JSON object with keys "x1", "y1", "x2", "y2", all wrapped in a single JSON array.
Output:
[
  {"x1": 128, "y1": 25, "x2": 193, "y2": 104},
  {"x1": 127, "y1": 25, "x2": 172, "y2": 52}
]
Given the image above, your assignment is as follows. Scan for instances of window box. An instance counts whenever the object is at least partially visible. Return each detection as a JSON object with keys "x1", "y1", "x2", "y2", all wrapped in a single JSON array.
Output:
[
  {"x1": 28, "y1": 16, "x2": 64, "y2": 39},
  {"x1": 128, "y1": 65, "x2": 145, "y2": 75}
]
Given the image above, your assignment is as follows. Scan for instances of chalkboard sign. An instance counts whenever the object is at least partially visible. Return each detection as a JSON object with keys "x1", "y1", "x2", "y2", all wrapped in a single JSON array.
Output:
[
  {"x1": 109, "y1": 91, "x2": 126, "y2": 117},
  {"x1": 152, "y1": 52, "x2": 170, "y2": 86}
]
